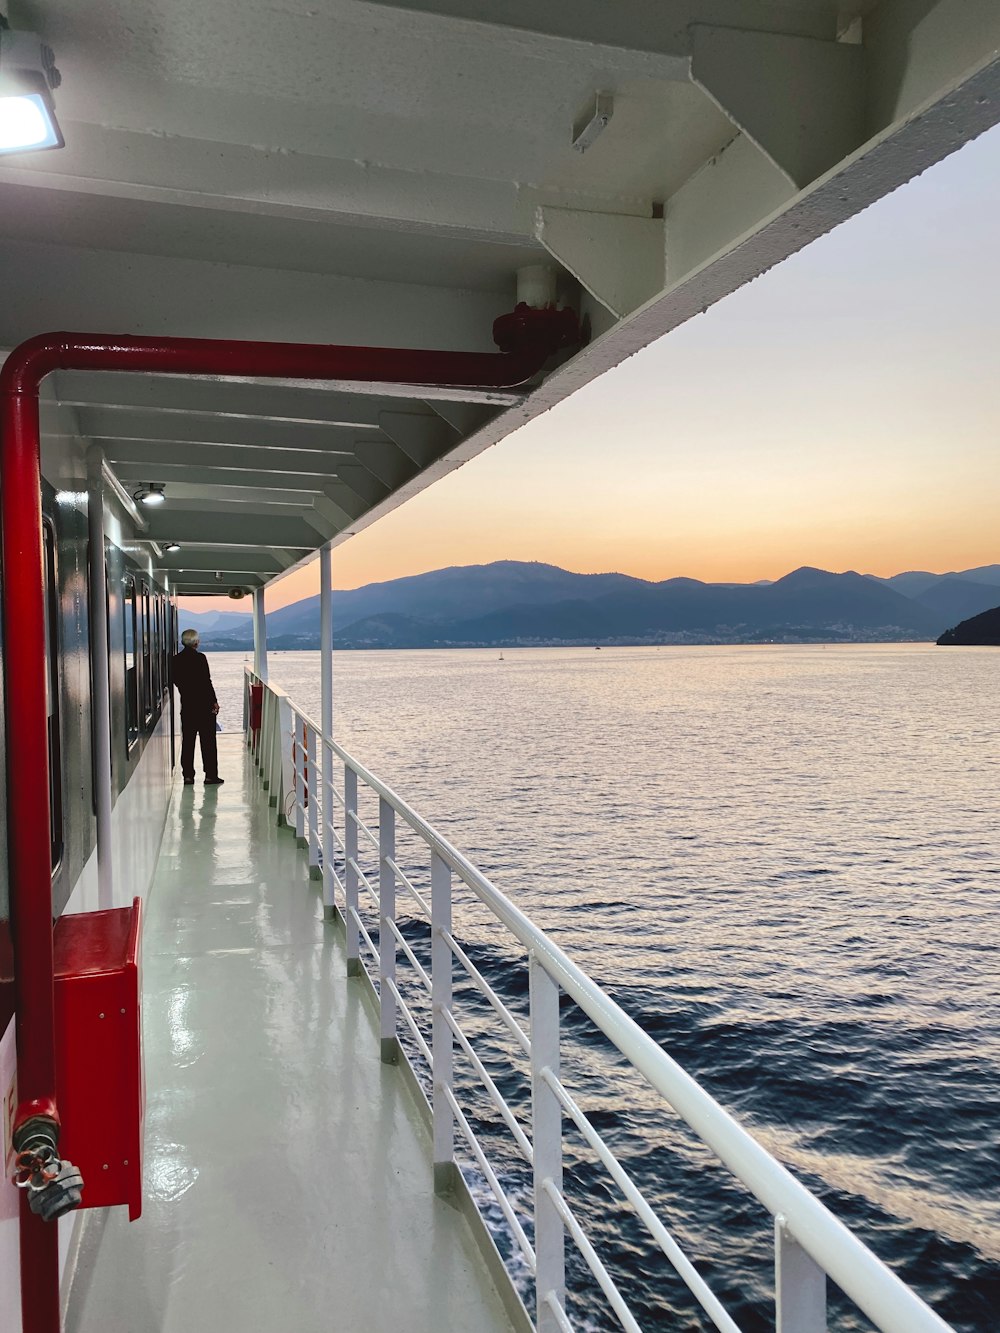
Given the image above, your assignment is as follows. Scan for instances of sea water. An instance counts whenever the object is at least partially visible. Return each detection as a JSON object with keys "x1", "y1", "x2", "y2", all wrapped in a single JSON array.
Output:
[{"x1": 208, "y1": 644, "x2": 999, "y2": 1330}]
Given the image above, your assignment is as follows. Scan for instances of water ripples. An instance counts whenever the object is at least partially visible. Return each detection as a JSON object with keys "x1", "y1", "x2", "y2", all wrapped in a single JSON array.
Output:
[{"x1": 213, "y1": 643, "x2": 999, "y2": 1330}]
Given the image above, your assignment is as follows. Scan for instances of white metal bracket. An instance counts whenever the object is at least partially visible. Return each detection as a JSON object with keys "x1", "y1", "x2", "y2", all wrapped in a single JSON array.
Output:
[
  {"x1": 572, "y1": 93, "x2": 614, "y2": 153},
  {"x1": 379, "y1": 409, "x2": 455, "y2": 465},
  {"x1": 422, "y1": 401, "x2": 495, "y2": 440},
  {"x1": 690, "y1": 24, "x2": 865, "y2": 188},
  {"x1": 536, "y1": 206, "x2": 664, "y2": 320}
]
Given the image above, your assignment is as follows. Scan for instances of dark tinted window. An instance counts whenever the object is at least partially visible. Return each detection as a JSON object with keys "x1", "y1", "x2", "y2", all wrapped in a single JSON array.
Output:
[
  {"x1": 141, "y1": 582, "x2": 153, "y2": 724},
  {"x1": 124, "y1": 576, "x2": 138, "y2": 748}
]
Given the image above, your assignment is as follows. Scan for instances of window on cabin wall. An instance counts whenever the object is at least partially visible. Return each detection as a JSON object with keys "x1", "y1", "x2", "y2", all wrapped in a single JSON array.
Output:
[
  {"x1": 123, "y1": 575, "x2": 138, "y2": 749},
  {"x1": 141, "y1": 581, "x2": 153, "y2": 726},
  {"x1": 156, "y1": 596, "x2": 165, "y2": 697},
  {"x1": 149, "y1": 588, "x2": 160, "y2": 704},
  {"x1": 43, "y1": 521, "x2": 63, "y2": 870}
]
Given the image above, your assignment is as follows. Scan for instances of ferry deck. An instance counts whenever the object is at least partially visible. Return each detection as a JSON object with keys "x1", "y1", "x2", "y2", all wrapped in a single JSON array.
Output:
[
  {"x1": 63, "y1": 738, "x2": 516, "y2": 1333},
  {"x1": 1, "y1": 3, "x2": 998, "y2": 1331}
]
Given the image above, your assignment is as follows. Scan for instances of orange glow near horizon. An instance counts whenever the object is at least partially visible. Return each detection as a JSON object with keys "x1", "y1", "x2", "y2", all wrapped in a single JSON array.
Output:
[{"x1": 178, "y1": 126, "x2": 1000, "y2": 620}]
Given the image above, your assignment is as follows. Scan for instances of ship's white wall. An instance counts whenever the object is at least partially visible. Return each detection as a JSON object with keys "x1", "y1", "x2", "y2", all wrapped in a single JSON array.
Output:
[
  {"x1": 64, "y1": 712, "x2": 173, "y2": 918},
  {"x1": 0, "y1": 717, "x2": 173, "y2": 1331}
]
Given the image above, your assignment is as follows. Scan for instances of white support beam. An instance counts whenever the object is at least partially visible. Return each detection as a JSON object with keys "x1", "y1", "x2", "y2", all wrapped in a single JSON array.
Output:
[
  {"x1": 664, "y1": 132, "x2": 794, "y2": 286},
  {"x1": 253, "y1": 589, "x2": 268, "y2": 682},
  {"x1": 378, "y1": 409, "x2": 461, "y2": 466},
  {"x1": 0, "y1": 122, "x2": 529, "y2": 247},
  {"x1": 690, "y1": 25, "x2": 866, "y2": 188},
  {"x1": 0, "y1": 238, "x2": 509, "y2": 359},
  {"x1": 357, "y1": 1, "x2": 835, "y2": 70},
  {"x1": 143, "y1": 510, "x2": 325, "y2": 548},
  {"x1": 157, "y1": 549, "x2": 293, "y2": 575},
  {"x1": 101, "y1": 441, "x2": 357, "y2": 477},
  {"x1": 162, "y1": 559, "x2": 285, "y2": 581},
  {"x1": 330, "y1": 466, "x2": 392, "y2": 509},
  {"x1": 65, "y1": 406, "x2": 364, "y2": 454},
  {"x1": 537, "y1": 207, "x2": 665, "y2": 319},
  {"x1": 864, "y1": 0, "x2": 1000, "y2": 132},
  {"x1": 422, "y1": 402, "x2": 497, "y2": 441},
  {"x1": 311, "y1": 492, "x2": 366, "y2": 533},
  {"x1": 111, "y1": 461, "x2": 361, "y2": 495},
  {"x1": 351, "y1": 444, "x2": 418, "y2": 491},
  {"x1": 54, "y1": 372, "x2": 392, "y2": 429}
]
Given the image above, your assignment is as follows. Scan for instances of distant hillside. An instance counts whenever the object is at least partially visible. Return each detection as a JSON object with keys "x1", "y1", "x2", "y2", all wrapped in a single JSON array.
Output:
[
  {"x1": 176, "y1": 607, "x2": 252, "y2": 635},
  {"x1": 912, "y1": 577, "x2": 1000, "y2": 623},
  {"x1": 188, "y1": 558, "x2": 999, "y2": 650},
  {"x1": 319, "y1": 566, "x2": 940, "y2": 648},
  {"x1": 937, "y1": 605, "x2": 1000, "y2": 646},
  {"x1": 189, "y1": 559, "x2": 1000, "y2": 651},
  {"x1": 201, "y1": 561, "x2": 649, "y2": 647}
]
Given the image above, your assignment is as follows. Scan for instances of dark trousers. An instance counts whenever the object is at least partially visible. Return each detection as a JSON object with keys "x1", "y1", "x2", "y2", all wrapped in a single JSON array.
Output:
[{"x1": 181, "y1": 708, "x2": 219, "y2": 782}]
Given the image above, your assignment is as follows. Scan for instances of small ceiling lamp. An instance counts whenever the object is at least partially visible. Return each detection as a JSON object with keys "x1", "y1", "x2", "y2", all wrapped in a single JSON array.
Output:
[
  {"x1": 0, "y1": 26, "x2": 63, "y2": 156},
  {"x1": 133, "y1": 483, "x2": 166, "y2": 507},
  {"x1": 164, "y1": 542, "x2": 181, "y2": 553}
]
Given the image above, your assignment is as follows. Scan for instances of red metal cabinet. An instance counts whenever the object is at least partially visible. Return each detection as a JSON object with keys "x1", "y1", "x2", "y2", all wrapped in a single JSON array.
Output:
[{"x1": 53, "y1": 898, "x2": 144, "y2": 1220}]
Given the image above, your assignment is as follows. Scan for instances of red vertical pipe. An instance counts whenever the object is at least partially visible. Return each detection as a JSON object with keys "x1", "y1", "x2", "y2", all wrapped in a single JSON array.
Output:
[{"x1": 0, "y1": 384, "x2": 61, "y2": 1333}]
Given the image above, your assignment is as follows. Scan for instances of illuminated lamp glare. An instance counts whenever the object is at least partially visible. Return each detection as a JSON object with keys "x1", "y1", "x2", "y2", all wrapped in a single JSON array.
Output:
[{"x1": 0, "y1": 91, "x2": 60, "y2": 152}]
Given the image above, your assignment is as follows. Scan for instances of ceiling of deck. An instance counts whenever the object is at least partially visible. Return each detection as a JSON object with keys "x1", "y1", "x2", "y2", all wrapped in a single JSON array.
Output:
[
  {"x1": 2, "y1": 0, "x2": 998, "y2": 594},
  {"x1": 43, "y1": 370, "x2": 515, "y2": 594}
]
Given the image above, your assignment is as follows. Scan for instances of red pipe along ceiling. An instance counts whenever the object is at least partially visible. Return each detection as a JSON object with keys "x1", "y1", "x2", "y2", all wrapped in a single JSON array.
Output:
[{"x1": 0, "y1": 311, "x2": 579, "y2": 1333}]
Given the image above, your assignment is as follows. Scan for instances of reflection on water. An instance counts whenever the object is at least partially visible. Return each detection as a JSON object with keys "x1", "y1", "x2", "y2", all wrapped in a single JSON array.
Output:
[{"x1": 209, "y1": 644, "x2": 999, "y2": 1330}]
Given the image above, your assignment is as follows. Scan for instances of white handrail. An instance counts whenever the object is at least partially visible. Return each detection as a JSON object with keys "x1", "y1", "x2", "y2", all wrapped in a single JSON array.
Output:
[{"x1": 246, "y1": 670, "x2": 954, "y2": 1333}]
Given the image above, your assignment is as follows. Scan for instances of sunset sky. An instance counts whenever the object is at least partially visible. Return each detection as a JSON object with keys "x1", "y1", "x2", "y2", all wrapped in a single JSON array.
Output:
[{"x1": 181, "y1": 122, "x2": 1000, "y2": 616}]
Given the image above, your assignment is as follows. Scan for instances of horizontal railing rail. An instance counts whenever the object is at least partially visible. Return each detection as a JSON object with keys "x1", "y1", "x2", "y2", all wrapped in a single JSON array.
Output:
[{"x1": 244, "y1": 667, "x2": 954, "y2": 1333}]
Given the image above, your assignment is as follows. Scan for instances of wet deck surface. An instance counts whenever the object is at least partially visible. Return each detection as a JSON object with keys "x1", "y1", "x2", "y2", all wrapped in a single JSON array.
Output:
[{"x1": 68, "y1": 736, "x2": 513, "y2": 1333}]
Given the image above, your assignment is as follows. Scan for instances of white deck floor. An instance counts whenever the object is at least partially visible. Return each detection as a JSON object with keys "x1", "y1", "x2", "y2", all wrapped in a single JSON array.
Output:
[{"x1": 66, "y1": 737, "x2": 515, "y2": 1333}]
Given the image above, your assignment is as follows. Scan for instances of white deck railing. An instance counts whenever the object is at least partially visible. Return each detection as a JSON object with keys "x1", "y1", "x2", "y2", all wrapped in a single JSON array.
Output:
[{"x1": 244, "y1": 669, "x2": 953, "y2": 1333}]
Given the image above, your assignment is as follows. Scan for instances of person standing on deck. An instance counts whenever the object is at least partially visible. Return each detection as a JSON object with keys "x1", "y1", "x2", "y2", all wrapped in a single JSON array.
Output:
[{"x1": 172, "y1": 629, "x2": 224, "y2": 786}]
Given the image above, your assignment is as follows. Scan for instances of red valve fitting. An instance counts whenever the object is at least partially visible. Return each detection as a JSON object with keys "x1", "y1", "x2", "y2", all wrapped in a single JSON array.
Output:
[{"x1": 492, "y1": 302, "x2": 581, "y2": 357}]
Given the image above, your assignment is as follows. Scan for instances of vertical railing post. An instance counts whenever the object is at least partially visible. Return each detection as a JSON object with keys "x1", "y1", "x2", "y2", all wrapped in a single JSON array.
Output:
[
  {"x1": 530, "y1": 954, "x2": 565, "y2": 1333},
  {"x1": 294, "y1": 717, "x2": 306, "y2": 844},
  {"x1": 258, "y1": 688, "x2": 269, "y2": 781},
  {"x1": 431, "y1": 849, "x2": 454, "y2": 1193},
  {"x1": 270, "y1": 698, "x2": 282, "y2": 799},
  {"x1": 275, "y1": 695, "x2": 294, "y2": 820},
  {"x1": 306, "y1": 724, "x2": 320, "y2": 878},
  {"x1": 379, "y1": 796, "x2": 397, "y2": 1062},
  {"x1": 775, "y1": 1217, "x2": 827, "y2": 1333},
  {"x1": 320, "y1": 545, "x2": 335, "y2": 918},
  {"x1": 344, "y1": 765, "x2": 359, "y2": 976}
]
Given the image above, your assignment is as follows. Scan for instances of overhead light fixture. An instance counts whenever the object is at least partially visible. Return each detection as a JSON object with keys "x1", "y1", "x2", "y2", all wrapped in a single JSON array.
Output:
[
  {"x1": 133, "y1": 483, "x2": 166, "y2": 507},
  {"x1": 0, "y1": 26, "x2": 63, "y2": 156},
  {"x1": 164, "y1": 542, "x2": 181, "y2": 553}
]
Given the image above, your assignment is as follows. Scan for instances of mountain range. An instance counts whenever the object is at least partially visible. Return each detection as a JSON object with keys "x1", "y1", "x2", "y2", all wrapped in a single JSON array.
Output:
[{"x1": 180, "y1": 560, "x2": 1000, "y2": 650}]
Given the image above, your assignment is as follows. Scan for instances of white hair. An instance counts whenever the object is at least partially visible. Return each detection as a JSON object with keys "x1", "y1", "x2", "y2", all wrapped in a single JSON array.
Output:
[{"x1": 181, "y1": 628, "x2": 200, "y2": 647}]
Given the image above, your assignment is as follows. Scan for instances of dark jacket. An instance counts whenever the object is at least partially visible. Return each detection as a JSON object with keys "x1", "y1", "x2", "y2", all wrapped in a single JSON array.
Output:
[{"x1": 171, "y1": 647, "x2": 218, "y2": 712}]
